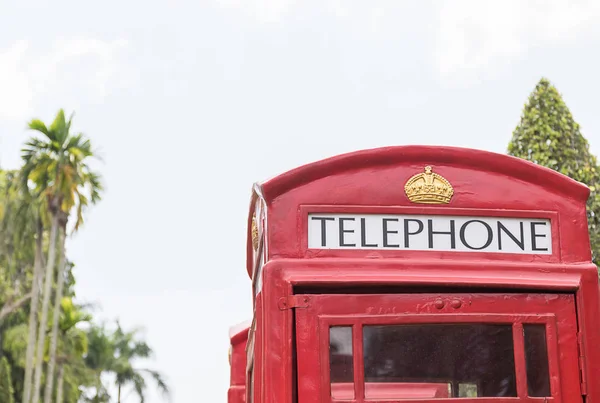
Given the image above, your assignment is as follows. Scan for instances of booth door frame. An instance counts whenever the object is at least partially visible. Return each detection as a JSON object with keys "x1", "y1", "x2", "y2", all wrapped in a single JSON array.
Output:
[{"x1": 295, "y1": 293, "x2": 582, "y2": 403}]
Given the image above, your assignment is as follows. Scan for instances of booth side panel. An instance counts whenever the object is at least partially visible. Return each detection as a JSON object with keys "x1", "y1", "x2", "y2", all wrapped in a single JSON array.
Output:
[
  {"x1": 261, "y1": 264, "x2": 294, "y2": 403},
  {"x1": 576, "y1": 269, "x2": 600, "y2": 401}
]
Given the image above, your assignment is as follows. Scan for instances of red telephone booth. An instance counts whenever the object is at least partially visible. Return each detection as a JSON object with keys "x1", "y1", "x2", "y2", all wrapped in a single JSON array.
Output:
[{"x1": 229, "y1": 146, "x2": 600, "y2": 403}]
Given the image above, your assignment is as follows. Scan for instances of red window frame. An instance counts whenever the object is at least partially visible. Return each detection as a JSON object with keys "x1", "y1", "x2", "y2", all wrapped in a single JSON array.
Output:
[{"x1": 295, "y1": 293, "x2": 581, "y2": 403}]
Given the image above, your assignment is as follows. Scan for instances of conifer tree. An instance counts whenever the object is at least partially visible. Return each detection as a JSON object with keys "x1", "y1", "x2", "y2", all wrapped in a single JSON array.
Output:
[
  {"x1": 0, "y1": 356, "x2": 15, "y2": 403},
  {"x1": 508, "y1": 78, "x2": 600, "y2": 267}
]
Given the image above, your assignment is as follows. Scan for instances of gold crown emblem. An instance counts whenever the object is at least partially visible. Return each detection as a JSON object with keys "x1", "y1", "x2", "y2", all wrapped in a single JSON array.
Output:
[{"x1": 404, "y1": 166, "x2": 454, "y2": 204}]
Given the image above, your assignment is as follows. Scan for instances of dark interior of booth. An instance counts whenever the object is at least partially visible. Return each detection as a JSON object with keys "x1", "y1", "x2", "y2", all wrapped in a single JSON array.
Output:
[{"x1": 292, "y1": 285, "x2": 555, "y2": 400}]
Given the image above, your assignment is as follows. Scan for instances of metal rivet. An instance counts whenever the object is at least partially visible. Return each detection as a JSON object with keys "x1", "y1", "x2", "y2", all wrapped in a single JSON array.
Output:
[
  {"x1": 451, "y1": 299, "x2": 462, "y2": 309},
  {"x1": 434, "y1": 299, "x2": 445, "y2": 309}
]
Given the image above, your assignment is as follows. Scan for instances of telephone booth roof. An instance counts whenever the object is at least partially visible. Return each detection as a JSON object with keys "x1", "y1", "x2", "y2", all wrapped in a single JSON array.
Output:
[{"x1": 246, "y1": 145, "x2": 592, "y2": 277}]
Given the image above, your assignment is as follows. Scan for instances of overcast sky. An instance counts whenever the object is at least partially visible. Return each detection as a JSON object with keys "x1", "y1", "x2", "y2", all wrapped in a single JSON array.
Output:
[{"x1": 2, "y1": 1, "x2": 600, "y2": 402}]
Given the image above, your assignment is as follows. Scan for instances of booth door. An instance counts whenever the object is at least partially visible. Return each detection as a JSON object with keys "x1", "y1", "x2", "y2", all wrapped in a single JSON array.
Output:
[{"x1": 295, "y1": 293, "x2": 582, "y2": 403}]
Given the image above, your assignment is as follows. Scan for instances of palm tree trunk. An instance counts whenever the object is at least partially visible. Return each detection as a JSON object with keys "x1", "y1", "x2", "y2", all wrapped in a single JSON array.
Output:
[
  {"x1": 31, "y1": 213, "x2": 60, "y2": 403},
  {"x1": 55, "y1": 364, "x2": 64, "y2": 403},
  {"x1": 95, "y1": 375, "x2": 103, "y2": 403},
  {"x1": 118, "y1": 384, "x2": 121, "y2": 403},
  {"x1": 21, "y1": 219, "x2": 43, "y2": 403},
  {"x1": 43, "y1": 225, "x2": 67, "y2": 403}
]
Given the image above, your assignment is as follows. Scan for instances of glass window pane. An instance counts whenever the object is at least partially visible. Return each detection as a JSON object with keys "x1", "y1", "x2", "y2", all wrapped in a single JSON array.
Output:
[
  {"x1": 363, "y1": 324, "x2": 516, "y2": 399},
  {"x1": 330, "y1": 326, "x2": 354, "y2": 399},
  {"x1": 524, "y1": 324, "x2": 551, "y2": 397},
  {"x1": 459, "y1": 383, "x2": 478, "y2": 397}
]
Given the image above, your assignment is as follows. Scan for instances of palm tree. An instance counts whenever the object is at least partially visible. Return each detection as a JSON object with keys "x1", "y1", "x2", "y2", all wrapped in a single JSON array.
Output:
[
  {"x1": 0, "y1": 171, "x2": 43, "y2": 403},
  {"x1": 2, "y1": 297, "x2": 95, "y2": 403},
  {"x1": 20, "y1": 217, "x2": 43, "y2": 403},
  {"x1": 83, "y1": 323, "x2": 170, "y2": 403},
  {"x1": 21, "y1": 109, "x2": 102, "y2": 403},
  {"x1": 0, "y1": 170, "x2": 49, "y2": 403},
  {"x1": 0, "y1": 356, "x2": 15, "y2": 403},
  {"x1": 83, "y1": 324, "x2": 115, "y2": 403},
  {"x1": 54, "y1": 297, "x2": 92, "y2": 403},
  {"x1": 0, "y1": 171, "x2": 40, "y2": 325},
  {"x1": 111, "y1": 323, "x2": 169, "y2": 403}
]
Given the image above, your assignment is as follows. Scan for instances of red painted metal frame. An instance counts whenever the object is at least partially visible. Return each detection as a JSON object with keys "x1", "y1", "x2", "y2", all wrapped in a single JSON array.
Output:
[
  {"x1": 256, "y1": 260, "x2": 600, "y2": 403},
  {"x1": 294, "y1": 294, "x2": 577, "y2": 403},
  {"x1": 258, "y1": 147, "x2": 589, "y2": 203},
  {"x1": 317, "y1": 316, "x2": 562, "y2": 403},
  {"x1": 330, "y1": 383, "x2": 451, "y2": 400}
]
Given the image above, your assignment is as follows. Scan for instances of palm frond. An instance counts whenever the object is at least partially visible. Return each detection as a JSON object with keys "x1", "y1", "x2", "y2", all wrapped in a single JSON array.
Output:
[
  {"x1": 140, "y1": 368, "x2": 170, "y2": 397},
  {"x1": 49, "y1": 109, "x2": 68, "y2": 145},
  {"x1": 66, "y1": 110, "x2": 75, "y2": 134},
  {"x1": 132, "y1": 372, "x2": 147, "y2": 403},
  {"x1": 27, "y1": 119, "x2": 50, "y2": 137},
  {"x1": 20, "y1": 109, "x2": 104, "y2": 233}
]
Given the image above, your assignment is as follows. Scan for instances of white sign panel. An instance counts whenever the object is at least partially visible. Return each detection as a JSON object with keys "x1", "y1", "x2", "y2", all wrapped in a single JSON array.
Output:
[{"x1": 308, "y1": 214, "x2": 552, "y2": 254}]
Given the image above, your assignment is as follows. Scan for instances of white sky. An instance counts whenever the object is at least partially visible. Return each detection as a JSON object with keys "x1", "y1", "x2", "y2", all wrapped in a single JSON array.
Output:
[{"x1": 2, "y1": 1, "x2": 600, "y2": 402}]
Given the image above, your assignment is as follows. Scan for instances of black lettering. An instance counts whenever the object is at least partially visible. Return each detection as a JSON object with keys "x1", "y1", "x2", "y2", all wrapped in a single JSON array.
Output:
[
  {"x1": 404, "y1": 219, "x2": 424, "y2": 248},
  {"x1": 339, "y1": 218, "x2": 356, "y2": 247},
  {"x1": 428, "y1": 219, "x2": 456, "y2": 249},
  {"x1": 311, "y1": 217, "x2": 335, "y2": 247},
  {"x1": 360, "y1": 218, "x2": 378, "y2": 247},
  {"x1": 531, "y1": 221, "x2": 549, "y2": 251},
  {"x1": 460, "y1": 220, "x2": 493, "y2": 250},
  {"x1": 497, "y1": 221, "x2": 524, "y2": 250},
  {"x1": 383, "y1": 218, "x2": 399, "y2": 248}
]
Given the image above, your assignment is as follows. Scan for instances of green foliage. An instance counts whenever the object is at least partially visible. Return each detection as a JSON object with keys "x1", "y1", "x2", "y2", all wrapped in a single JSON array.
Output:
[
  {"x1": 22, "y1": 108, "x2": 103, "y2": 232},
  {"x1": 22, "y1": 109, "x2": 105, "y2": 403},
  {"x1": 3, "y1": 324, "x2": 29, "y2": 368},
  {"x1": 112, "y1": 323, "x2": 170, "y2": 402},
  {"x1": 0, "y1": 356, "x2": 15, "y2": 403},
  {"x1": 508, "y1": 78, "x2": 600, "y2": 266},
  {"x1": 0, "y1": 108, "x2": 165, "y2": 403},
  {"x1": 56, "y1": 297, "x2": 94, "y2": 403},
  {"x1": 0, "y1": 170, "x2": 37, "y2": 307},
  {"x1": 82, "y1": 323, "x2": 170, "y2": 403}
]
